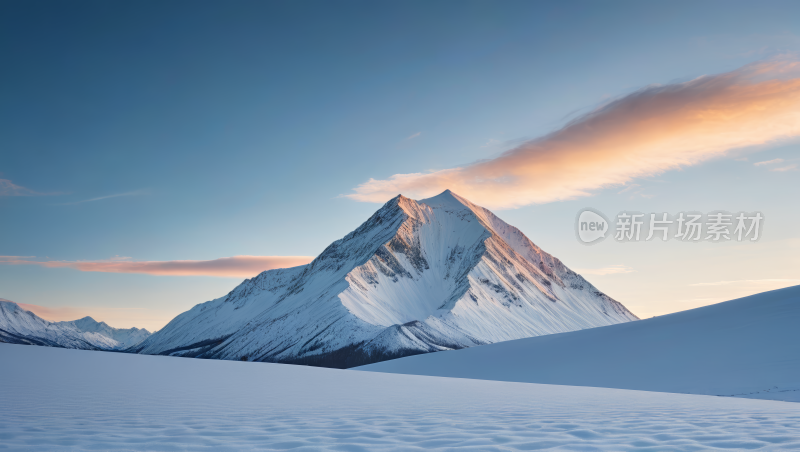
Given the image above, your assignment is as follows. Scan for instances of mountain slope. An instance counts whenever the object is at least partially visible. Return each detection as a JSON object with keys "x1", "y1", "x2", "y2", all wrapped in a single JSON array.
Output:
[
  {"x1": 134, "y1": 190, "x2": 637, "y2": 367},
  {"x1": 359, "y1": 285, "x2": 800, "y2": 402},
  {"x1": 0, "y1": 299, "x2": 150, "y2": 350}
]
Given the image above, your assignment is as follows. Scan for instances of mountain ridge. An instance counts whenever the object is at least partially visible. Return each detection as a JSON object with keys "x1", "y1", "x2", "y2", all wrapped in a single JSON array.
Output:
[{"x1": 63, "y1": 316, "x2": 151, "y2": 349}]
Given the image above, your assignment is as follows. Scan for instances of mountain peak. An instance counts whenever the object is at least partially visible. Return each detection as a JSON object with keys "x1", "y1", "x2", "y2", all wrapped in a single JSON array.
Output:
[
  {"x1": 418, "y1": 189, "x2": 473, "y2": 210},
  {"x1": 135, "y1": 191, "x2": 636, "y2": 367},
  {"x1": 72, "y1": 316, "x2": 109, "y2": 330}
]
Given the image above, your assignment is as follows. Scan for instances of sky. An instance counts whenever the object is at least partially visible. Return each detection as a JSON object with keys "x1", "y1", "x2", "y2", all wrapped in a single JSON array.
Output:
[{"x1": 1, "y1": 0, "x2": 799, "y2": 331}]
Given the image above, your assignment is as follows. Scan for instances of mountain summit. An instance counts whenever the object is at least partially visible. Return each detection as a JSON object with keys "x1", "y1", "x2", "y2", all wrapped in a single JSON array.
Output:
[{"x1": 133, "y1": 191, "x2": 637, "y2": 367}]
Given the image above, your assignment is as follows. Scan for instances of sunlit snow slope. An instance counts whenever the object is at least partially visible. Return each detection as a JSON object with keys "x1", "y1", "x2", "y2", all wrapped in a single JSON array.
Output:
[
  {"x1": 360, "y1": 286, "x2": 800, "y2": 402},
  {"x1": 133, "y1": 190, "x2": 636, "y2": 367},
  {"x1": 0, "y1": 299, "x2": 150, "y2": 350}
]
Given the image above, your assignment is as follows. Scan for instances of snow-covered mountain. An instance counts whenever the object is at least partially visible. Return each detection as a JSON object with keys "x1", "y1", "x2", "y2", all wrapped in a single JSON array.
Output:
[
  {"x1": 359, "y1": 285, "x2": 800, "y2": 402},
  {"x1": 0, "y1": 299, "x2": 150, "y2": 350},
  {"x1": 62, "y1": 316, "x2": 151, "y2": 349},
  {"x1": 133, "y1": 190, "x2": 637, "y2": 367}
]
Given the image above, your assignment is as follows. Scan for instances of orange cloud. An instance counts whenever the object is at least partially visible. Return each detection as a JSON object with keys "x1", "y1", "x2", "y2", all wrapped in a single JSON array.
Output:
[
  {"x1": 0, "y1": 255, "x2": 314, "y2": 278},
  {"x1": 346, "y1": 59, "x2": 800, "y2": 209}
]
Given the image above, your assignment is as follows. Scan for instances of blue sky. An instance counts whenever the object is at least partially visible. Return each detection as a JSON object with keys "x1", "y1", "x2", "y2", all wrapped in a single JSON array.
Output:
[{"x1": 2, "y1": 1, "x2": 799, "y2": 330}]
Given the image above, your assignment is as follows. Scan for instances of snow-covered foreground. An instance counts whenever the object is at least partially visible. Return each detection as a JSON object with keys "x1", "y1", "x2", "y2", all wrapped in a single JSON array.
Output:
[
  {"x1": 2, "y1": 343, "x2": 799, "y2": 451},
  {"x1": 360, "y1": 286, "x2": 800, "y2": 403}
]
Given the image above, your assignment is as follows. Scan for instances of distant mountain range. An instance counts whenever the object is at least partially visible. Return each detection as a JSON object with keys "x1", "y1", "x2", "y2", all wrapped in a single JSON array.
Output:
[
  {"x1": 131, "y1": 190, "x2": 637, "y2": 367},
  {"x1": 0, "y1": 299, "x2": 150, "y2": 350}
]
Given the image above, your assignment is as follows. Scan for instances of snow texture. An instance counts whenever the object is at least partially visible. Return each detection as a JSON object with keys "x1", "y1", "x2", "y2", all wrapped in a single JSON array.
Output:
[
  {"x1": 0, "y1": 299, "x2": 150, "y2": 350},
  {"x1": 360, "y1": 285, "x2": 800, "y2": 402},
  {"x1": 134, "y1": 190, "x2": 636, "y2": 367},
  {"x1": 1, "y1": 343, "x2": 799, "y2": 451}
]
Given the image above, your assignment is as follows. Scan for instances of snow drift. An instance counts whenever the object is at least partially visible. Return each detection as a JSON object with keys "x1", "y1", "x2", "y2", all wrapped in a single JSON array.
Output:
[
  {"x1": 133, "y1": 190, "x2": 636, "y2": 367},
  {"x1": 360, "y1": 285, "x2": 800, "y2": 402}
]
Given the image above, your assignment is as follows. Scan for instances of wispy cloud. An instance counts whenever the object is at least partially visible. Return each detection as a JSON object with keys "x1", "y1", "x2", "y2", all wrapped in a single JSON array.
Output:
[
  {"x1": 753, "y1": 158, "x2": 797, "y2": 171},
  {"x1": 615, "y1": 183, "x2": 654, "y2": 199},
  {"x1": 572, "y1": 264, "x2": 634, "y2": 276},
  {"x1": 0, "y1": 179, "x2": 56, "y2": 196},
  {"x1": 405, "y1": 132, "x2": 422, "y2": 140},
  {"x1": 690, "y1": 279, "x2": 800, "y2": 287},
  {"x1": 0, "y1": 255, "x2": 315, "y2": 278},
  {"x1": 616, "y1": 184, "x2": 641, "y2": 194},
  {"x1": 754, "y1": 158, "x2": 784, "y2": 166},
  {"x1": 346, "y1": 58, "x2": 800, "y2": 209},
  {"x1": 57, "y1": 190, "x2": 148, "y2": 205},
  {"x1": 771, "y1": 163, "x2": 797, "y2": 172},
  {"x1": 675, "y1": 297, "x2": 725, "y2": 304},
  {"x1": 107, "y1": 255, "x2": 132, "y2": 261}
]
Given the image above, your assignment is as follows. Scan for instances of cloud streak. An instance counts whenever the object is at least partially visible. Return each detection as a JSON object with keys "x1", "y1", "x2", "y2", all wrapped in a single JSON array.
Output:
[
  {"x1": 57, "y1": 190, "x2": 148, "y2": 205},
  {"x1": 0, "y1": 179, "x2": 54, "y2": 196},
  {"x1": 690, "y1": 278, "x2": 800, "y2": 287},
  {"x1": 346, "y1": 59, "x2": 800, "y2": 209},
  {"x1": 771, "y1": 164, "x2": 797, "y2": 172},
  {"x1": 573, "y1": 264, "x2": 635, "y2": 276},
  {"x1": 0, "y1": 255, "x2": 314, "y2": 278},
  {"x1": 754, "y1": 158, "x2": 784, "y2": 166}
]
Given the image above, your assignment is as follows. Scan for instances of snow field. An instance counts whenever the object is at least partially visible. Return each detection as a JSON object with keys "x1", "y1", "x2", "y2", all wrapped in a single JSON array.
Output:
[{"x1": 1, "y1": 343, "x2": 799, "y2": 451}]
